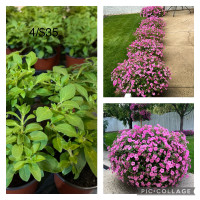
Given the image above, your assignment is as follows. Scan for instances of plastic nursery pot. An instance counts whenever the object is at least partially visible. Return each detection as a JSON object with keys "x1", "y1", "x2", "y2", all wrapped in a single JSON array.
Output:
[
  {"x1": 34, "y1": 53, "x2": 57, "y2": 71},
  {"x1": 6, "y1": 47, "x2": 20, "y2": 55},
  {"x1": 54, "y1": 173, "x2": 97, "y2": 194},
  {"x1": 65, "y1": 54, "x2": 85, "y2": 68},
  {"x1": 6, "y1": 179, "x2": 38, "y2": 194}
]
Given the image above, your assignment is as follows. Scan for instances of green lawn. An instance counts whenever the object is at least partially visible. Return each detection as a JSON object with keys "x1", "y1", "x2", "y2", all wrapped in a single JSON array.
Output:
[
  {"x1": 104, "y1": 132, "x2": 194, "y2": 173},
  {"x1": 103, "y1": 14, "x2": 144, "y2": 97}
]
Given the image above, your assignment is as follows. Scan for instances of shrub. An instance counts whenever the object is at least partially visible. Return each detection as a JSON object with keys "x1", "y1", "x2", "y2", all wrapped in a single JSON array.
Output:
[
  {"x1": 134, "y1": 26, "x2": 165, "y2": 42},
  {"x1": 140, "y1": 6, "x2": 165, "y2": 18},
  {"x1": 127, "y1": 39, "x2": 164, "y2": 58},
  {"x1": 174, "y1": 130, "x2": 194, "y2": 137},
  {"x1": 130, "y1": 104, "x2": 151, "y2": 122},
  {"x1": 111, "y1": 51, "x2": 171, "y2": 97},
  {"x1": 139, "y1": 16, "x2": 166, "y2": 29},
  {"x1": 108, "y1": 124, "x2": 191, "y2": 188}
]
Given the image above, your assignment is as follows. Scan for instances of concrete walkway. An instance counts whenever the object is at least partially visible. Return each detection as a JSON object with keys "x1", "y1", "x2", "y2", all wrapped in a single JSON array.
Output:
[
  {"x1": 161, "y1": 10, "x2": 194, "y2": 97},
  {"x1": 103, "y1": 151, "x2": 194, "y2": 194}
]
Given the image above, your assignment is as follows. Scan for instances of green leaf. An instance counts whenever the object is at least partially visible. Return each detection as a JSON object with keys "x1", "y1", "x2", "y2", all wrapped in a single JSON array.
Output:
[
  {"x1": 54, "y1": 123, "x2": 77, "y2": 137},
  {"x1": 12, "y1": 144, "x2": 23, "y2": 159},
  {"x1": 6, "y1": 136, "x2": 17, "y2": 144},
  {"x1": 36, "y1": 107, "x2": 53, "y2": 122},
  {"x1": 19, "y1": 164, "x2": 31, "y2": 182},
  {"x1": 38, "y1": 51, "x2": 44, "y2": 59},
  {"x1": 61, "y1": 101, "x2": 80, "y2": 110},
  {"x1": 29, "y1": 163, "x2": 41, "y2": 181},
  {"x1": 62, "y1": 166, "x2": 72, "y2": 176},
  {"x1": 65, "y1": 114, "x2": 84, "y2": 130},
  {"x1": 37, "y1": 152, "x2": 60, "y2": 173},
  {"x1": 36, "y1": 73, "x2": 51, "y2": 84},
  {"x1": 29, "y1": 131, "x2": 48, "y2": 141},
  {"x1": 24, "y1": 114, "x2": 35, "y2": 123},
  {"x1": 36, "y1": 88, "x2": 53, "y2": 97},
  {"x1": 45, "y1": 146, "x2": 55, "y2": 156},
  {"x1": 53, "y1": 66, "x2": 68, "y2": 76},
  {"x1": 51, "y1": 114, "x2": 65, "y2": 123},
  {"x1": 52, "y1": 137, "x2": 62, "y2": 153},
  {"x1": 24, "y1": 146, "x2": 32, "y2": 157},
  {"x1": 31, "y1": 142, "x2": 40, "y2": 154},
  {"x1": 6, "y1": 119, "x2": 19, "y2": 127},
  {"x1": 49, "y1": 95, "x2": 60, "y2": 103},
  {"x1": 75, "y1": 149, "x2": 86, "y2": 179},
  {"x1": 13, "y1": 54, "x2": 22, "y2": 65},
  {"x1": 14, "y1": 161, "x2": 25, "y2": 171},
  {"x1": 84, "y1": 119, "x2": 97, "y2": 130},
  {"x1": 6, "y1": 111, "x2": 20, "y2": 120},
  {"x1": 26, "y1": 52, "x2": 38, "y2": 67},
  {"x1": 84, "y1": 146, "x2": 97, "y2": 177},
  {"x1": 60, "y1": 84, "x2": 76, "y2": 102},
  {"x1": 74, "y1": 84, "x2": 88, "y2": 100},
  {"x1": 34, "y1": 155, "x2": 46, "y2": 162},
  {"x1": 6, "y1": 165, "x2": 15, "y2": 188},
  {"x1": 25, "y1": 123, "x2": 43, "y2": 133}
]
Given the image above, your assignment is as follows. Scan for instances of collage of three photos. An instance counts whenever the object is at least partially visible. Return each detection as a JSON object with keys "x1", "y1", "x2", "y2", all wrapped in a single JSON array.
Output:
[{"x1": 6, "y1": 5, "x2": 194, "y2": 195}]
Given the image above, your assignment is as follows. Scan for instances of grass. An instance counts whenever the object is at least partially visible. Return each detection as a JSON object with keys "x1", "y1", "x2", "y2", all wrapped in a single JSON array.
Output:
[
  {"x1": 103, "y1": 13, "x2": 144, "y2": 97},
  {"x1": 104, "y1": 132, "x2": 194, "y2": 174}
]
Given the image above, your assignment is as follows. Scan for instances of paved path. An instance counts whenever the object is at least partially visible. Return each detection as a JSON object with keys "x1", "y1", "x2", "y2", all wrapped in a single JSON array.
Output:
[
  {"x1": 103, "y1": 151, "x2": 194, "y2": 194},
  {"x1": 161, "y1": 10, "x2": 194, "y2": 97}
]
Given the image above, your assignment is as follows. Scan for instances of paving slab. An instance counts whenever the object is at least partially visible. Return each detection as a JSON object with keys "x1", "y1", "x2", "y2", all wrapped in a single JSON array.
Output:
[
  {"x1": 103, "y1": 170, "x2": 194, "y2": 194},
  {"x1": 162, "y1": 10, "x2": 194, "y2": 97}
]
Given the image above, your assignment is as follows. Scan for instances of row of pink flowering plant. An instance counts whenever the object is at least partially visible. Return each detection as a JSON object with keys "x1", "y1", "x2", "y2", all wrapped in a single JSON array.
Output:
[
  {"x1": 111, "y1": 51, "x2": 171, "y2": 97},
  {"x1": 140, "y1": 6, "x2": 165, "y2": 18},
  {"x1": 111, "y1": 6, "x2": 170, "y2": 97},
  {"x1": 107, "y1": 124, "x2": 191, "y2": 188}
]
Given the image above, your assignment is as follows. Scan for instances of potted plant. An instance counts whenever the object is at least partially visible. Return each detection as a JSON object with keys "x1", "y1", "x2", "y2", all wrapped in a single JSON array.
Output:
[
  {"x1": 35, "y1": 60, "x2": 97, "y2": 193},
  {"x1": 63, "y1": 11, "x2": 97, "y2": 67},
  {"x1": 28, "y1": 17, "x2": 62, "y2": 71},
  {"x1": 6, "y1": 19, "x2": 28, "y2": 55},
  {"x1": 6, "y1": 104, "x2": 48, "y2": 194}
]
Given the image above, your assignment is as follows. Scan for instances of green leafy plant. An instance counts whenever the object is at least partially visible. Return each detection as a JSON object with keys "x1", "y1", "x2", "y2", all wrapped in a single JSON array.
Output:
[
  {"x1": 6, "y1": 104, "x2": 48, "y2": 187},
  {"x1": 35, "y1": 62, "x2": 97, "y2": 179},
  {"x1": 63, "y1": 12, "x2": 97, "y2": 58}
]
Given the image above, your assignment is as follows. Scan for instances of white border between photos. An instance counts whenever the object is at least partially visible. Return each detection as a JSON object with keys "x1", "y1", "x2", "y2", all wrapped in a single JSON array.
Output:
[{"x1": 0, "y1": 0, "x2": 199, "y2": 200}]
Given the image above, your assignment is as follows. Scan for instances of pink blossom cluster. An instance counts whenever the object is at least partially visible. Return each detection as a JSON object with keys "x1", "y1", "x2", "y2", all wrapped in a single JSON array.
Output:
[
  {"x1": 108, "y1": 124, "x2": 191, "y2": 188},
  {"x1": 111, "y1": 51, "x2": 171, "y2": 97},
  {"x1": 127, "y1": 39, "x2": 164, "y2": 58},
  {"x1": 111, "y1": 7, "x2": 170, "y2": 97},
  {"x1": 134, "y1": 26, "x2": 165, "y2": 42},
  {"x1": 140, "y1": 6, "x2": 165, "y2": 18},
  {"x1": 140, "y1": 16, "x2": 166, "y2": 29}
]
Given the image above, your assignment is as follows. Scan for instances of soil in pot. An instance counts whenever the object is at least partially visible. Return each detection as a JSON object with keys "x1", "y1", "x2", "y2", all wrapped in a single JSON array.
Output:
[
  {"x1": 60, "y1": 164, "x2": 97, "y2": 187},
  {"x1": 6, "y1": 174, "x2": 38, "y2": 194},
  {"x1": 54, "y1": 164, "x2": 97, "y2": 194},
  {"x1": 65, "y1": 54, "x2": 85, "y2": 68}
]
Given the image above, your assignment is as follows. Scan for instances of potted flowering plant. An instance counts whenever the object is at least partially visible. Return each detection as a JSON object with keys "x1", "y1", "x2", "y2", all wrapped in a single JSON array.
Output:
[
  {"x1": 140, "y1": 6, "x2": 165, "y2": 18},
  {"x1": 108, "y1": 124, "x2": 191, "y2": 188},
  {"x1": 111, "y1": 51, "x2": 171, "y2": 97},
  {"x1": 63, "y1": 11, "x2": 97, "y2": 67}
]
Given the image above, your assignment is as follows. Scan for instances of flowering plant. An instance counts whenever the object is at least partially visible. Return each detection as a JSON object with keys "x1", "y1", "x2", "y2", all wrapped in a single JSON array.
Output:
[
  {"x1": 130, "y1": 104, "x2": 151, "y2": 123},
  {"x1": 174, "y1": 130, "x2": 194, "y2": 137},
  {"x1": 108, "y1": 124, "x2": 191, "y2": 188},
  {"x1": 134, "y1": 26, "x2": 165, "y2": 42},
  {"x1": 127, "y1": 39, "x2": 164, "y2": 58},
  {"x1": 139, "y1": 16, "x2": 166, "y2": 29},
  {"x1": 111, "y1": 51, "x2": 171, "y2": 97},
  {"x1": 140, "y1": 6, "x2": 165, "y2": 18}
]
